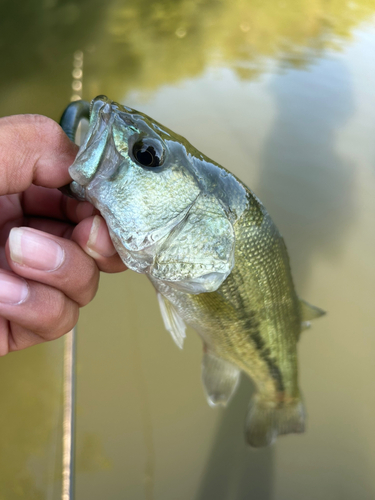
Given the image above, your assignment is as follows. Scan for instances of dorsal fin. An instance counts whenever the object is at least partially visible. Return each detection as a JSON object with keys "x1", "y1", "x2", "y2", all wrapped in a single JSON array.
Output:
[
  {"x1": 300, "y1": 299, "x2": 326, "y2": 331},
  {"x1": 300, "y1": 299, "x2": 326, "y2": 321},
  {"x1": 157, "y1": 293, "x2": 186, "y2": 349}
]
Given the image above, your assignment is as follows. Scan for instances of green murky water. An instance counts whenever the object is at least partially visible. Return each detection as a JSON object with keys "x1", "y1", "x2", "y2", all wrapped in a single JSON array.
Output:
[{"x1": 1, "y1": 1, "x2": 375, "y2": 498}]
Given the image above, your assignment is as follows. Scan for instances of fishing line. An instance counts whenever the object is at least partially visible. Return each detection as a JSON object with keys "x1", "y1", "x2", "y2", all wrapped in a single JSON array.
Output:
[{"x1": 62, "y1": 49, "x2": 84, "y2": 500}]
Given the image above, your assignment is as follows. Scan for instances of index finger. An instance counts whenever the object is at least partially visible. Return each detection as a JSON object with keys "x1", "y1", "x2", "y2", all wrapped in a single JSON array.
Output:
[
  {"x1": 22, "y1": 185, "x2": 95, "y2": 224},
  {"x1": 0, "y1": 114, "x2": 78, "y2": 196}
]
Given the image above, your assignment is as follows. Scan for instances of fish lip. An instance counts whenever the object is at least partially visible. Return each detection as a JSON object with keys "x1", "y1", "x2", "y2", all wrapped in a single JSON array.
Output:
[
  {"x1": 90, "y1": 94, "x2": 112, "y2": 115},
  {"x1": 68, "y1": 97, "x2": 114, "y2": 188},
  {"x1": 81, "y1": 97, "x2": 113, "y2": 154}
]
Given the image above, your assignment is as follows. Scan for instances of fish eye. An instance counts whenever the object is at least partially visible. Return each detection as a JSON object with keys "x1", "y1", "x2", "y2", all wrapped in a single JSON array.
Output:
[{"x1": 132, "y1": 138, "x2": 165, "y2": 168}]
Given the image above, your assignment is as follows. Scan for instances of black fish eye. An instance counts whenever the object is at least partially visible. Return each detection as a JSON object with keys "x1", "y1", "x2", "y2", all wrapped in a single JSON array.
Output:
[{"x1": 132, "y1": 138, "x2": 165, "y2": 167}]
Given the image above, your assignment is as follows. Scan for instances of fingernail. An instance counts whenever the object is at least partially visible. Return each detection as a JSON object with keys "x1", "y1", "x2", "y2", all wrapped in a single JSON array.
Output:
[
  {"x1": 0, "y1": 271, "x2": 29, "y2": 304},
  {"x1": 9, "y1": 228, "x2": 65, "y2": 272},
  {"x1": 87, "y1": 215, "x2": 117, "y2": 259}
]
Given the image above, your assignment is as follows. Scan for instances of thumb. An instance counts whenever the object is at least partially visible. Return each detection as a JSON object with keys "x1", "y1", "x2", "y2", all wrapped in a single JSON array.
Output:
[{"x1": 0, "y1": 114, "x2": 78, "y2": 196}]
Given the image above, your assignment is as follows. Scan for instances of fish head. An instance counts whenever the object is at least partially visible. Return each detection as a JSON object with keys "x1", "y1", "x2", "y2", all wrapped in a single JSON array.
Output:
[{"x1": 68, "y1": 95, "x2": 248, "y2": 293}]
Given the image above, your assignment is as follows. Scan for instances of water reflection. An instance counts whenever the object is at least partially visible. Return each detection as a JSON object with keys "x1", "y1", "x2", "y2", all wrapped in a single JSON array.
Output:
[
  {"x1": 259, "y1": 58, "x2": 355, "y2": 289},
  {"x1": 76, "y1": 432, "x2": 112, "y2": 473},
  {"x1": 87, "y1": 0, "x2": 375, "y2": 98},
  {"x1": 1, "y1": 0, "x2": 375, "y2": 118},
  {"x1": 0, "y1": 342, "x2": 63, "y2": 499},
  {"x1": 196, "y1": 379, "x2": 274, "y2": 500}
]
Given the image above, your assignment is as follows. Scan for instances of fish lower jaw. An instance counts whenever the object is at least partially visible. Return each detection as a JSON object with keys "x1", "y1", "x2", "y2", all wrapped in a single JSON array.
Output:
[
  {"x1": 69, "y1": 181, "x2": 86, "y2": 201},
  {"x1": 111, "y1": 242, "x2": 155, "y2": 273}
]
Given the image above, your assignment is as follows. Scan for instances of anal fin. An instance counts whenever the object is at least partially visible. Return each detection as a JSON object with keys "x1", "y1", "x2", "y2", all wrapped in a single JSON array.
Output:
[
  {"x1": 157, "y1": 293, "x2": 186, "y2": 349},
  {"x1": 202, "y1": 351, "x2": 240, "y2": 407}
]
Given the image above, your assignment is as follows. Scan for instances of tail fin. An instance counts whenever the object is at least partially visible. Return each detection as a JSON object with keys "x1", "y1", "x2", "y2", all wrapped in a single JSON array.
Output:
[{"x1": 245, "y1": 395, "x2": 305, "y2": 447}]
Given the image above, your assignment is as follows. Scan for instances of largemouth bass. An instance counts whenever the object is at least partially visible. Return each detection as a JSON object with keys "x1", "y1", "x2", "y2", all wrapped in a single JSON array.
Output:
[{"x1": 61, "y1": 95, "x2": 324, "y2": 447}]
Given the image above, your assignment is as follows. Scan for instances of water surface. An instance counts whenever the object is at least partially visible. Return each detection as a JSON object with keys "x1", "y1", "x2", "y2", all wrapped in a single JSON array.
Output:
[{"x1": 1, "y1": 1, "x2": 375, "y2": 499}]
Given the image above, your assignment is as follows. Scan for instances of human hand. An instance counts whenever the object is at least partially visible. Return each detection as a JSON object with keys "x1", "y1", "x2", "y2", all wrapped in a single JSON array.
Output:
[{"x1": 0, "y1": 114, "x2": 126, "y2": 355}]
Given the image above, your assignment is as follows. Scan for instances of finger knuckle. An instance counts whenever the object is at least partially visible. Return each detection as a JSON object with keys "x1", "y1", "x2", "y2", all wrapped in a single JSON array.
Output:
[
  {"x1": 39, "y1": 293, "x2": 78, "y2": 339},
  {"x1": 72, "y1": 263, "x2": 99, "y2": 306}
]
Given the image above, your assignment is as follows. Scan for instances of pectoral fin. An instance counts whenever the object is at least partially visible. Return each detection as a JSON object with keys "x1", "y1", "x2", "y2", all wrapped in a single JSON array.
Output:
[
  {"x1": 157, "y1": 293, "x2": 186, "y2": 349},
  {"x1": 202, "y1": 351, "x2": 240, "y2": 406}
]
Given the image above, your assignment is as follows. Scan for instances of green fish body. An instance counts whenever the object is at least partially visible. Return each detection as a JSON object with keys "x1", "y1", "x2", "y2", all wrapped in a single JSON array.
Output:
[{"x1": 63, "y1": 96, "x2": 324, "y2": 447}]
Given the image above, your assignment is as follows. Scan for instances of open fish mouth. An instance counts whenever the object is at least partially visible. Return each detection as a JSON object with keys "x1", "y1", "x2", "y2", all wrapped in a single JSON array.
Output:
[
  {"x1": 59, "y1": 96, "x2": 116, "y2": 200},
  {"x1": 68, "y1": 96, "x2": 114, "y2": 189}
]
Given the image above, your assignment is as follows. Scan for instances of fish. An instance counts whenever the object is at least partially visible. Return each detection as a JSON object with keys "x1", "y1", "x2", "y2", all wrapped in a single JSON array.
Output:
[{"x1": 61, "y1": 95, "x2": 325, "y2": 447}]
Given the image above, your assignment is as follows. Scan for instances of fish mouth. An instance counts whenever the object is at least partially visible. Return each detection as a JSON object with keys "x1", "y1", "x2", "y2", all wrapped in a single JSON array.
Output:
[{"x1": 68, "y1": 96, "x2": 114, "y2": 189}]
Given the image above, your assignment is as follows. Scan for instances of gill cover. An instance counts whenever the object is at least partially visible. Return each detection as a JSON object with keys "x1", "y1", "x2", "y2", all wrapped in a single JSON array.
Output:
[{"x1": 65, "y1": 96, "x2": 244, "y2": 294}]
